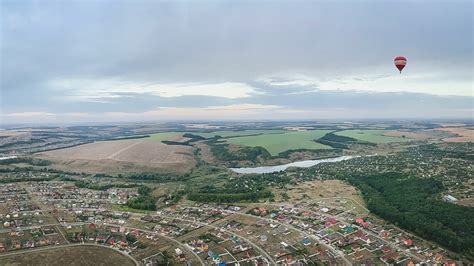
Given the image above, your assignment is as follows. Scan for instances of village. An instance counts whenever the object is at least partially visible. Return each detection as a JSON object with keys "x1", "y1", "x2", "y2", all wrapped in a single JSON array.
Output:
[{"x1": 0, "y1": 180, "x2": 457, "y2": 265}]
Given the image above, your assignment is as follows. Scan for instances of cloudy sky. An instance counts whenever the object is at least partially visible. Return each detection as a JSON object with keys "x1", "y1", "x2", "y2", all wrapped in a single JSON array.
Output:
[{"x1": 1, "y1": 0, "x2": 472, "y2": 124}]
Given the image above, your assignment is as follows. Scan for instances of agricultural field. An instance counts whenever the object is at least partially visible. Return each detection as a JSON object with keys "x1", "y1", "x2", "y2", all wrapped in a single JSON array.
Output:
[
  {"x1": 334, "y1": 130, "x2": 412, "y2": 143},
  {"x1": 195, "y1": 129, "x2": 285, "y2": 138},
  {"x1": 0, "y1": 245, "x2": 136, "y2": 266},
  {"x1": 435, "y1": 127, "x2": 474, "y2": 142},
  {"x1": 224, "y1": 130, "x2": 332, "y2": 156},
  {"x1": 37, "y1": 135, "x2": 195, "y2": 174},
  {"x1": 383, "y1": 130, "x2": 442, "y2": 140},
  {"x1": 145, "y1": 132, "x2": 182, "y2": 141}
]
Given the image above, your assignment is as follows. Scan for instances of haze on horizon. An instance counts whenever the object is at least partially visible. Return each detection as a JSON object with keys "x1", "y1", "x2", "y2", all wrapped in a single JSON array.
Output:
[{"x1": 0, "y1": 0, "x2": 473, "y2": 124}]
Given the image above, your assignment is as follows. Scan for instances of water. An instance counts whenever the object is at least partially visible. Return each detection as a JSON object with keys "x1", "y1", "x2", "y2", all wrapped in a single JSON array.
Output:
[
  {"x1": 0, "y1": 156, "x2": 17, "y2": 161},
  {"x1": 230, "y1": 155, "x2": 357, "y2": 174}
]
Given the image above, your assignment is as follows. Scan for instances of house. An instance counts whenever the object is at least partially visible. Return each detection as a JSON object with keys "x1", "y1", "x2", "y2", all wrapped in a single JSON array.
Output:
[
  {"x1": 301, "y1": 238, "x2": 311, "y2": 246},
  {"x1": 382, "y1": 252, "x2": 400, "y2": 263},
  {"x1": 355, "y1": 217, "x2": 369, "y2": 227},
  {"x1": 443, "y1": 195, "x2": 458, "y2": 203},
  {"x1": 404, "y1": 239, "x2": 413, "y2": 247},
  {"x1": 353, "y1": 251, "x2": 364, "y2": 260},
  {"x1": 96, "y1": 235, "x2": 107, "y2": 243},
  {"x1": 360, "y1": 235, "x2": 370, "y2": 243},
  {"x1": 434, "y1": 253, "x2": 443, "y2": 263},
  {"x1": 382, "y1": 246, "x2": 392, "y2": 254},
  {"x1": 444, "y1": 260, "x2": 456, "y2": 266},
  {"x1": 177, "y1": 253, "x2": 186, "y2": 262},
  {"x1": 343, "y1": 225, "x2": 354, "y2": 234}
]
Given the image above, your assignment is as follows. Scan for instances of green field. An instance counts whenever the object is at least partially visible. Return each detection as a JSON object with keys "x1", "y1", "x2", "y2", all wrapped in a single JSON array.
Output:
[
  {"x1": 196, "y1": 129, "x2": 285, "y2": 138},
  {"x1": 146, "y1": 132, "x2": 182, "y2": 141},
  {"x1": 225, "y1": 130, "x2": 333, "y2": 155},
  {"x1": 334, "y1": 130, "x2": 410, "y2": 143}
]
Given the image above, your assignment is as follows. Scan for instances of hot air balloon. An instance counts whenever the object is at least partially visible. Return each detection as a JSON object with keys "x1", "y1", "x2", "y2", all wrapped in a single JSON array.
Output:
[{"x1": 394, "y1": 56, "x2": 407, "y2": 74}]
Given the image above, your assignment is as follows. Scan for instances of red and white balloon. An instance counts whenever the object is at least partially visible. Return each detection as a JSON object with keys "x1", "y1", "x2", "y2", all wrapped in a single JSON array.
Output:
[{"x1": 394, "y1": 56, "x2": 407, "y2": 74}]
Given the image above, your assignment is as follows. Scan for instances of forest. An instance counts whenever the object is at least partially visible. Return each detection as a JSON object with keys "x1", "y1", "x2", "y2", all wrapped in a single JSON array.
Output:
[
  {"x1": 187, "y1": 184, "x2": 273, "y2": 203},
  {"x1": 347, "y1": 173, "x2": 474, "y2": 258}
]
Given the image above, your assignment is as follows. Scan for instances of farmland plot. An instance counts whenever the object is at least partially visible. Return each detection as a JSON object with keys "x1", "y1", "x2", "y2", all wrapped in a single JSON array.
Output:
[
  {"x1": 38, "y1": 135, "x2": 195, "y2": 174},
  {"x1": 224, "y1": 130, "x2": 332, "y2": 156}
]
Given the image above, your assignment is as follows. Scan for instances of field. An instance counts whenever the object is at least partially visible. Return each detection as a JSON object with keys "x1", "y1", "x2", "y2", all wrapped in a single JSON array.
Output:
[
  {"x1": 383, "y1": 130, "x2": 441, "y2": 140},
  {"x1": 334, "y1": 130, "x2": 411, "y2": 143},
  {"x1": 224, "y1": 130, "x2": 332, "y2": 156},
  {"x1": 145, "y1": 132, "x2": 182, "y2": 141},
  {"x1": 272, "y1": 179, "x2": 368, "y2": 215},
  {"x1": 38, "y1": 135, "x2": 195, "y2": 174},
  {"x1": 0, "y1": 245, "x2": 136, "y2": 266},
  {"x1": 195, "y1": 129, "x2": 285, "y2": 138},
  {"x1": 435, "y1": 127, "x2": 474, "y2": 142}
]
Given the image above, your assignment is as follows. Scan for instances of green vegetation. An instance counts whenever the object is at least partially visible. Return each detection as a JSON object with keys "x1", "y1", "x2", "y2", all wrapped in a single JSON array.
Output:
[
  {"x1": 126, "y1": 185, "x2": 157, "y2": 210},
  {"x1": 225, "y1": 130, "x2": 332, "y2": 156},
  {"x1": 161, "y1": 133, "x2": 206, "y2": 146},
  {"x1": 64, "y1": 179, "x2": 138, "y2": 190},
  {"x1": 188, "y1": 184, "x2": 273, "y2": 203},
  {"x1": 347, "y1": 173, "x2": 474, "y2": 257},
  {"x1": 0, "y1": 157, "x2": 51, "y2": 166},
  {"x1": 0, "y1": 176, "x2": 55, "y2": 183},
  {"x1": 334, "y1": 130, "x2": 410, "y2": 143},
  {"x1": 117, "y1": 172, "x2": 189, "y2": 182},
  {"x1": 316, "y1": 132, "x2": 377, "y2": 148},
  {"x1": 417, "y1": 143, "x2": 474, "y2": 161},
  {"x1": 187, "y1": 169, "x2": 290, "y2": 203},
  {"x1": 209, "y1": 141, "x2": 271, "y2": 166}
]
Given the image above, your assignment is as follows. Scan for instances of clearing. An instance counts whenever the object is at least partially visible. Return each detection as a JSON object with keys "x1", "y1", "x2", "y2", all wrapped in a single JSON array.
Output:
[
  {"x1": 334, "y1": 130, "x2": 411, "y2": 143},
  {"x1": 0, "y1": 245, "x2": 136, "y2": 266},
  {"x1": 272, "y1": 179, "x2": 367, "y2": 215},
  {"x1": 224, "y1": 130, "x2": 332, "y2": 156}
]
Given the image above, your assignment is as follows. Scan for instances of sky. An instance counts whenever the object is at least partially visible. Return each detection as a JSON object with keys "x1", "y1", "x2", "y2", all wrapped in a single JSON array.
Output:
[{"x1": 0, "y1": 0, "x2": 473, "y2": 124}]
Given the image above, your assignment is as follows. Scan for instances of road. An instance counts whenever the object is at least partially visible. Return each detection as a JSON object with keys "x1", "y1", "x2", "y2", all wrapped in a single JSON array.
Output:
[
  {"x1": 141, "y1": 213, "x2": 277, "y2": 265},
  {"x1": 0, "y1": 243, "x2": 140, "y2": 266},
  {"x1": 275, "y1": 202, "x2": 425, "y2": 262},
  {"x1": 0, "y1": 221, "x2": 205, "y2": 266},
  {"x1": 188, "y1": 205, "x2": 352, "y2": 266}
]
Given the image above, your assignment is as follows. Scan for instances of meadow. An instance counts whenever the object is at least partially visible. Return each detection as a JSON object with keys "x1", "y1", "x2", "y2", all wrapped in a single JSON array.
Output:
[
  {"x1": 334, "y1": 130, "x2": 411, "y2": 143},
  {"x1": 224, "y1": 130, "x2": 332, "y2": 156}
]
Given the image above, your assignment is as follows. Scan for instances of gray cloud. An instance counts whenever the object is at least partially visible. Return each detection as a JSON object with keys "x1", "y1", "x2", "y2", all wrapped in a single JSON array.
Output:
[{"x1": 1, "y1": 0, "x2": 472, "y2": 123}]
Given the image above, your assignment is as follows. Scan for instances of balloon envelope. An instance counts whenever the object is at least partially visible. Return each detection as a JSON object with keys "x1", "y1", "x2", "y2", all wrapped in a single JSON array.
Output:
[{"x1": 394, "y1": 56, "x2": 407, "y2": 73}]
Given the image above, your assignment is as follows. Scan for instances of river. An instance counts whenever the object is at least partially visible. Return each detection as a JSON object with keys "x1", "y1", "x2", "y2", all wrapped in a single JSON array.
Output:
[
  {"x1": 0, "y1": 155, "x2": 17, "y2": 161},
  {"x1": 230, "y1": 155, "x2": 357, "y2": 174}
]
